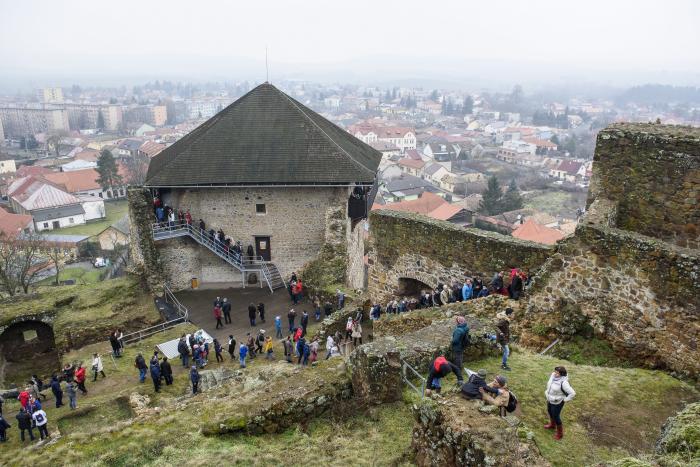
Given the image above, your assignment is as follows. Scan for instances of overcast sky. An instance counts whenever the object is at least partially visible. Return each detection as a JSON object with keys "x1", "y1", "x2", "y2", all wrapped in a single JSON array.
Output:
[{"x1": 1, "y1": 0, "x2": 699, "y2": 90}]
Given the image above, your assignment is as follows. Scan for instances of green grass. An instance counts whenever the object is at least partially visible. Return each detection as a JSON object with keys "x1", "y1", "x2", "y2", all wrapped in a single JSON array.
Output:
[
  {"x1": 52, "y1": 199, "x2": 128, "y2": 236},
  {"x1": 0, "y1": 322, "x2": 414, "y2": 466},
  {"x1": 465, "y1": 348, "x2": 698, "y2": 467},
  {"x1": 35, "y1": 267, "x2": 103, "y2": 286}
]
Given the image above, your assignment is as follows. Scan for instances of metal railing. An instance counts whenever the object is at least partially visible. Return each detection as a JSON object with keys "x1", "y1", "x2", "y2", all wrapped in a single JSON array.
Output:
[
  {"x1": 120, "y1": 283, "x2": 190, "y2": 345},
  {"x1": 401, "y1": 358, "x2": 426, "y2": 399},
  {"x1": 151, "y1": 220, "x2": 285, "y2": 292}
]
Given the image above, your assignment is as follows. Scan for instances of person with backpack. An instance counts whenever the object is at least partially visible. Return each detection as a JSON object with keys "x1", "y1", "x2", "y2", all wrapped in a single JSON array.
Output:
[
  {"x1": 479, "y1": 375, "x2": 510, "y2": 412},
  {"x1": 451, "y1": 316, "x2": 470, "y2": 372},
  {"x1": 544, "y1": 366, "x2": 576, "y2": 440},
  {"x1": 426, "y1": 354, "x2": 464, "y2": 394},
  {"x1": 32, "y1": 407, "x2": 49, "y2": 440}
]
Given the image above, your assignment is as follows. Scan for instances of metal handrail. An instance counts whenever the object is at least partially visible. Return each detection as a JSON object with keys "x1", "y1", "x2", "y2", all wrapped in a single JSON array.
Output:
[
  {"x1": 401, "y1": 358, "x2": 426, "y2": 399},
  {"x1": 119, "y1": 283, "x2": 191, "y2": 345}
]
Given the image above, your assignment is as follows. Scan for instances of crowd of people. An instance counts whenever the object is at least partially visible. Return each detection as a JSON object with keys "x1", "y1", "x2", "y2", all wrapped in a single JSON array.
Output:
[{"x1": 421, "y1": 307, "x2": 576, "y2": 441}]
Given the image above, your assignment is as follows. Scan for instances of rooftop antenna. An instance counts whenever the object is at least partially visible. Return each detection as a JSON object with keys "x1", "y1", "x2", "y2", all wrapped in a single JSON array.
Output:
[{"x1": 265, "y1": 45, "x2": 269, "y2": 83}]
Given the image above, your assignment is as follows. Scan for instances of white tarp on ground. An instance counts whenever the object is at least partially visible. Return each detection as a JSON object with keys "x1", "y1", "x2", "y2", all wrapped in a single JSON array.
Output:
[{"x1": 157, "y1": 329, "x2": 214, "y2": 359}]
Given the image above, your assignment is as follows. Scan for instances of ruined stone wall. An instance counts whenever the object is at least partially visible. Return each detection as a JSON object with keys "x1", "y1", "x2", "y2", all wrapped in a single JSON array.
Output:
[
  {"x1": 524, "y1": 196, "x2": 700, "y2": 376},
  {"x1": 127, "y1": 188, "x2": 164, "y2": 292},
  {"x1": 587, "y1": 123, "x2": 700, "y2": 249},
  {"x1": 367, "y1": 210, "x2": 553, "y2": 302},
  {"x1": 346, "y1": 220, "x2": 366, "y2": 290},
  {"x1": 157, "y1": 186, "x2": 349, "y2": 289}
]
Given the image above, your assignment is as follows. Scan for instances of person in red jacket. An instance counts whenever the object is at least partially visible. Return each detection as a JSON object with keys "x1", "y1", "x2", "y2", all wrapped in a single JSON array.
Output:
[
  {"x1": 17, "y1": 389, "x2": 30, "y2": 409},
  {"x1": 426, "y1": 354, "x2": 464, "y2": 393},
  {"x1": 74, "y1": 364, "x2": 87, "y2": 394},
  {"x1": 214, "y1": 305, "x2": 223, "y2": 329}
]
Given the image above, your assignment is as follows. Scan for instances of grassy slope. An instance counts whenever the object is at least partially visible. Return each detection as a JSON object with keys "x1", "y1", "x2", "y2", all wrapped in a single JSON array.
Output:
[
  {"x1": 1, "y1": 275, "x2": 161, "y2": 350},
  {"x1": 35, "y1": 267, "x2": 103, "y2": 286},
  {"x1": 466, "y1": 348, "x2": 698, "y2": 467},
  {"x1": 0, "y1": 324, "x2": 413, "y2": 466},
  {"x1": 52, "y1": 199, "x2": 128, "y2": 236}
]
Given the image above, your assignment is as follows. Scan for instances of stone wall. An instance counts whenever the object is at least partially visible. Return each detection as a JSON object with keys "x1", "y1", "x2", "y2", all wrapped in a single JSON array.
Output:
[
  {"x1": 412, "y1": 396, "x2": 548, "y2": 467},
  {"x1": 587, "y1": 123, "x2": 700, "y2": 249},
  {"x1": 367, "y1": 210, "x2": 553, "y2": 302},
  {"x1": 127, "y1": 188, "x2": 164, "y2": 292},
  {"x1": 346, "y1": 220, "x2": 366, "y2": 290},
  {"x1": 523, "y1": 196, "x2": 700, "y2": 376},
  {"x1": 162, "y1": 186, "x2": 350, "y2": 283}
]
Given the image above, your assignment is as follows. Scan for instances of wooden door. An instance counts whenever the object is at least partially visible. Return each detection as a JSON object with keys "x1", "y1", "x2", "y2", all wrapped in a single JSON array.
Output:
[{"x1": 255, "y1": 236, "x2": 271, "y2": 261}]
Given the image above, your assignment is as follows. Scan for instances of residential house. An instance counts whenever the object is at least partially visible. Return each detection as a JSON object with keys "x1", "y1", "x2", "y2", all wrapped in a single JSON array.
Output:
[
  {"x1": 349, "y1": 122, "x2": 416, "y2": 152},
  {"x1": 423, "y1": 142, "x2": 457, "y2": 162},
  {"x1": 397, "y1": 157, "x2": 426, "y2": 177},
  {"x1": 0, "y1": 158, "x2": 16, "y2": 174},
  {"x1": 0, "y1": 206, "x2": 33, "y2": 238},
  {"x1": 382, "y1": 174, "x2": 436, "y2": 202},
  {"x1": 512, "y1": 219, "x2": 565, "y2": 245},
  {"x1": 422, "y1": 162, "x2": 450, "y2": 185},
  {"x1": 438, "y1": 173, "x2": 466, "y2": 194},
  {"x1": 7, "y1": 176, "x2": 87, "y2": 231},
  {"x1": 549, "y1": 160, "x2": 583, "y2": 182},
  {"x1": 61, "y1": 159, "x2": 97, "y2": 172},
  {"x1": 116, "y1": 139, "x2": 144, "y2": 158},
  {"x1": 96, "y1": 214, "x2": 130, "y2": 250},
  {"x1": 372, "y1": 191, "x2": 469, "y2": 225},
  {"x1": 135, "y1": 123, "x2": 156, "y2": 137},
  {"x1": 523, "y1": 137, "x2": 558, "y2": 153},
  {"x1": 138, "y1": 141, "x2": 166, "y2": 158},
  {"x1": 43, "y1": 169, "x2": 125, "y2": 200}
]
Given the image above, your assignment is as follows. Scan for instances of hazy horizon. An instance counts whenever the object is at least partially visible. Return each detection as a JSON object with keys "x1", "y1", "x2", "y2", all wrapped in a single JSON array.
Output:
[{"x1": 1, "y1": 0, "x2": 699, "y2": 92}]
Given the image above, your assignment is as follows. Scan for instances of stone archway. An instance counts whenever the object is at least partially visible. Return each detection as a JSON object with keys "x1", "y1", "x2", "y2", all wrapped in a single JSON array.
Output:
[
  {"x1": 0, "y1": 320, "x2": 59, "y2": 388},
  {"x1": 396, "y1": 277, "x2": 434, "y2": 298}
]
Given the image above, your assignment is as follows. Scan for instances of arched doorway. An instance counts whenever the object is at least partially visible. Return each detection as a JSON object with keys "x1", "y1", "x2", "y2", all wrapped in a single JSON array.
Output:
[
  {"x1": 0, "y1": 321, "x2": 60, "y2": 388},
  {"x1": 396, "y1": 277, "x2": 434, "y2": 299}
]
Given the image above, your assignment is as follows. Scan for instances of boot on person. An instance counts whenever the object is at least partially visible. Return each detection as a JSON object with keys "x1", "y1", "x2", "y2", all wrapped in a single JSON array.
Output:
[
  {"x1": 554, "y1": 424, "x2": 563, "y2": 440},
  {"x1": 544, "y1": 419, "x2": 556, "y2": 430}
]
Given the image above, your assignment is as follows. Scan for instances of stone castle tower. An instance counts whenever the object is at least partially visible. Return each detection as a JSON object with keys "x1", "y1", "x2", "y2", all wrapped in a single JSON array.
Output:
[{"x1": 130, "y1": 83, "x2": 381, "y2": 291}]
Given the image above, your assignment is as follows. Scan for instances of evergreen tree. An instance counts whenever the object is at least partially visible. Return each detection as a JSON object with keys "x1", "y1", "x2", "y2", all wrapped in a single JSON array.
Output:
[
  {"x1": 478, "y1": 175, "x2": 503, "y2": 215},
  {"x1": 430, "y1": 89, "x2": 439, "y2": 101},
  {"x1": 96, "y1": 149, "x2": 123, "y2": 191},
  {"x1": 502, "y1": 179, "x2": 524, "y2": 211},
  {"x1": 565, "y1": 136, "x2": 577, "y2": 155},
  {"x1": 550, "y1": 134, "x2": 560, "y2": 146},
  {"x1": 96, "y1": 110, "x2": 105, "y2": 130}
]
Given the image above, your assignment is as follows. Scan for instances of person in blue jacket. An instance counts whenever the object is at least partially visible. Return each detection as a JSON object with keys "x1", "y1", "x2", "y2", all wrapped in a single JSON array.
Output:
[
  {"x1": 190, "y1": 366, "x2": 200, "y2": 394},
  {"x1": 462, "y1": 280, "x2": 473, "y2": 301},
  {"x1": 149, "y1": 356, "x2": 161, "y2": 393}
]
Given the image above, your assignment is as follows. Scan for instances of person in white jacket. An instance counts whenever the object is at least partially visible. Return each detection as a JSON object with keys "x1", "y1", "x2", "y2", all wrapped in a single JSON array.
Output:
[
  {"x1": 92, "y1": 353, "x2": 106, "y2": 381},
  {"x1": 544, "y1": 366, "x2": 575, "y2": 440}
]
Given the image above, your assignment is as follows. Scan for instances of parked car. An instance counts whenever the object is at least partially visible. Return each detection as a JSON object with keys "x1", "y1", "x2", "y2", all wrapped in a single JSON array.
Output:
[{"x1": 94, "y1": 257, "x2": 108, "y2": 268}]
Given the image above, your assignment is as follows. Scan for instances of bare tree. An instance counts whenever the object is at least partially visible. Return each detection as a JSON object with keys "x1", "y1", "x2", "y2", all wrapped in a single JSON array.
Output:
[
  {"x1": 46, "y1": 245, "x2": 64, "y2": 286},
  {"x1": 46, "y1": 130, "x2": 69, "y2": 157},
  {"x1": 0, "y1": 232, "x2": 45, "y2": 295},
  {"x1": 123, "y1": 152, "x2": 150, "y2": 186}
]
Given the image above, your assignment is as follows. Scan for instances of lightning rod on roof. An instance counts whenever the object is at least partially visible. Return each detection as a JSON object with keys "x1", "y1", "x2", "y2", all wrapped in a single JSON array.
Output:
[{"x1": 265, "y1": 46, "x2": 269, "y2": 83}]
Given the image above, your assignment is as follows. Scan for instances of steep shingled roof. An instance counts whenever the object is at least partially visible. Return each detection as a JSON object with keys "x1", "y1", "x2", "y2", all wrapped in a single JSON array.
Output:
[{"x1": 145, "y1": 83, "x2": 382, "y2": 187}]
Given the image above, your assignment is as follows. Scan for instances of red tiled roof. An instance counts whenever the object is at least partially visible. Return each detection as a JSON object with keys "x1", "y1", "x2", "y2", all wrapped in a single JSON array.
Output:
[
  {"x1": 16, "y1": 166, "x2": 52, "y2": 177},
  {"x1": 373, "y1": 192, "x2": 464, "y2": 221},
  {"x1": 555, "y1": 160, "x2": 583, "y2": 175},
  {"x1": 523, "y1": 137, "x2": 557, "y2": 148},
  {"x1": 43, "y1": 169, "x2": 101, "y2": 193},
  {"x1": 0, "y1": 207, "x2": 33, "y2": 238},
  {"x1": 398, "y1": 158, "x2": 426, "y2": 169},
  {"x1": 512, "y1": 219, "x2": 565, "y2": 245}
]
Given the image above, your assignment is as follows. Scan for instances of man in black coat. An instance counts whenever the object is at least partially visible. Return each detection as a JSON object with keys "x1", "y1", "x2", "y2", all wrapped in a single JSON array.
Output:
[
  {"x1": 15, "y1": 408, "x2": 34, "y2": 442},
  {"x1": 161, "y1": 357, "x2": 173, "y2": 386},
  {"x1": 0, "y1": 414, "x2": 10, "y2": 442},
  {"x1": 50, "y1": 375, "x2": 63, "y2": 408},
  {"x1": 460, "y1": 369, "x2": 499, "y2": 399},
  {"x1": 222, "y1": 298, "x2": 232, "y2": 324},
  {"x1": 248, "y1": 303, "x2": 257, "y2": 327},
  {"x1": 178, "y1": 336, "x2": 190, "y2": 367}
]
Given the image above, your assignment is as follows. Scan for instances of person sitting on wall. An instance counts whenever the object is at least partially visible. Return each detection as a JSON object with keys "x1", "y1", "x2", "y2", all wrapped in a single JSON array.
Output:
[
  {"x1": 461, "y1": 369, "x2": 499, "y2": 400},
  {"x1": 479, "y1": 375, "x2": 510, "y2": 409},
  {"x1": 425, "y1": 353, "x2": 464, "y2": 394}
]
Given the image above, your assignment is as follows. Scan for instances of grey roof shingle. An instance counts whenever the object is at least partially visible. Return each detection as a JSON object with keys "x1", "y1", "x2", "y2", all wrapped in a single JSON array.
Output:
[{"x1": 145, "y1": 83, "x2": 381, "y2": 186}]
